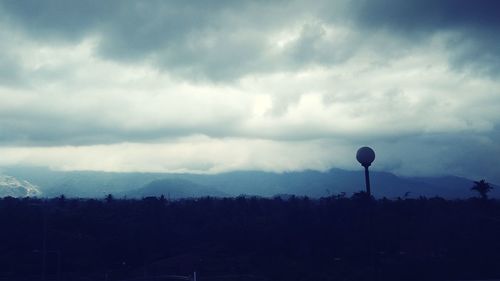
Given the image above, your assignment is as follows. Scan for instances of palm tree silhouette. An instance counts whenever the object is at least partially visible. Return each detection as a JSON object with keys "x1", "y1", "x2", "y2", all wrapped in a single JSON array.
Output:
[{"x1": 471, "y1": 179, "x2": 493, "y2": 199}]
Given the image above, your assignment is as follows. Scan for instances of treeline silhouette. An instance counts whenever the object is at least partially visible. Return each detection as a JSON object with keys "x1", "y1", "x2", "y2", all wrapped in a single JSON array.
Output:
[{"x1": 1, "y1": 194, "x2": 500, "y2": 281}]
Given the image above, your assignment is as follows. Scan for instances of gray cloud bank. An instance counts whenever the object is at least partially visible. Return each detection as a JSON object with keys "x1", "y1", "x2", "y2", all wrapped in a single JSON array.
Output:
[
  {"x1": 2, "y1": 0, "x2": 499, "y2": 79},
  {"x1": 0, "y1": 0, "x2": 500, "y2": 183}
]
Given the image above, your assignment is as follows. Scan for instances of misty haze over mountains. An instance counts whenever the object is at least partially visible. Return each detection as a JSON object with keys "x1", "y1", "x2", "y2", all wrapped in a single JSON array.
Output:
[
  {"x1": 0, "y1": 175, "x2": 41, "y2": 197},
  {"x1": 1, "y1": 166, "x2": 497, "y2": 199}
]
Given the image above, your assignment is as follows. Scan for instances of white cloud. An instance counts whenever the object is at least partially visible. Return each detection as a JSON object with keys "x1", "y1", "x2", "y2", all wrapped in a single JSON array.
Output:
[{"x1": 0, "y1": 137, "x2": 353, "y2": 174}]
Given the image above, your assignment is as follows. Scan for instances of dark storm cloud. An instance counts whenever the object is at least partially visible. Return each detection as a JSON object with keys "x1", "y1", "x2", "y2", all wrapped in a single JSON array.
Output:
[
  {"x1": 378, "y1": 130, "x2": 500, "y2": 184},
  {"x1": 0, "y1": 0, "x2": 238, "y2": 40},
  {"x1": 0, "y1": 0, "x2": 297, "y2": 81},
  {"x1": 2, "y1": 0, "x2": 499, "y2": 79},
  {"x1": 351, "y1": 0, "x2": 500, "y2": 75},
  {"x1": 353, "y1": 0, "x2": 500, "y2": 30},
  {"x1": 0, "y1": 0, "x2": 110, "y2": 40},
  {"x1": 0, "y1": 0, "x2": 357, "y2": 81}
]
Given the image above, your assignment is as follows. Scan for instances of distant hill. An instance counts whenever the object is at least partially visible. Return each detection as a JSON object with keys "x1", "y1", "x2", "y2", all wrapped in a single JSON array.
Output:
[
  {"x1": 123, "y1": 178, "x2": 227, "y2": 199},
  {"x1": 2, "y1": 166, "x2": 498, "y2": 199},
  {"x1": 1, "y1": 166, "x2": 163, "y2": 197},
  {"x1": 176, "y1": 169, "x2": 496, "y2": 199}
]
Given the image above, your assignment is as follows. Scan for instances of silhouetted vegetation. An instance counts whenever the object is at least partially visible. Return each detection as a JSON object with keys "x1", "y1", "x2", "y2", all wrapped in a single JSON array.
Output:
[
  {"x1": 1, "y1": 195, "x2": 500, "y2": 281},
  {"x1": 471, "y1": 179, "x2": 493, "y2": 199}
]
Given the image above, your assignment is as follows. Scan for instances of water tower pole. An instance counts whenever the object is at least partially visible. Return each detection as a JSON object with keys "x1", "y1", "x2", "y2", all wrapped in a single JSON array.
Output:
[
  {"x1": 356, "y1": 146, "x2": 376, "y2": 197},
  {"x1": 364, "y1": 165, "x2": 371, "y2": 196}
]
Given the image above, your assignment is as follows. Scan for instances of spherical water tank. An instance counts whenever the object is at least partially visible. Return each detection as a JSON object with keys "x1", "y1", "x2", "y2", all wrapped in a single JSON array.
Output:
[{"x1": 356, "y1": 146, "x2": 375, "y2": 167}]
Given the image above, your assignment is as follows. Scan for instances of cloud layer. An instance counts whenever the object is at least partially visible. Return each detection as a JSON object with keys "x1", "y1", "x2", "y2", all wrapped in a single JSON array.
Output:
[{"x1": 0, "y1": 0, "x2": 499, "y2": 183}]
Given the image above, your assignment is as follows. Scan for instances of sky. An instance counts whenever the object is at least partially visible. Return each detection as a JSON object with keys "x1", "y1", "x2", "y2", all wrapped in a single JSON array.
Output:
[{"x1": 0, "y1": 0, "x2": 499, "y2": 182}]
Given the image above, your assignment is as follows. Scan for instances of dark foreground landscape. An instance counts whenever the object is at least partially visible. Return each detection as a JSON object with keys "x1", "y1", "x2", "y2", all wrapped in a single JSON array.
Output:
[{"x1": 1, "y1": 195, "x2": 500, "y2": 281}]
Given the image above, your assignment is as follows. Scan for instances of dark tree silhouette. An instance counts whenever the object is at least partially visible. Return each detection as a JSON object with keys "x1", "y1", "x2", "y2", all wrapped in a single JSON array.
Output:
[
  {"x1": 471, "y1": 179, "x2": 493, "y2": 199},
  {"x1": 105, "y1": 193, "x2": 115, "y2": 203},
  {"x1": 2, "y1": 195, "x2": 500, "y2": 280}
]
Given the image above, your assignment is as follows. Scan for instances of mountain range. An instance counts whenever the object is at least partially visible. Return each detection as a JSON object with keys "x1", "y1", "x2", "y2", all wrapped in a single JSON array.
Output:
[{"x1": 0, "y1": 166, "x2": 498, "y2": 199}]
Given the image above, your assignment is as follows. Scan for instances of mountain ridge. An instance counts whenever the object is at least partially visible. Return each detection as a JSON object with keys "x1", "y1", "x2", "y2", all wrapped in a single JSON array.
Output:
[
  {"x1": 123, "y1": 178, "x2": 227, "y2": 199},
  {"x1": 1, "y1": 166, "x2": 498, "y2": 199}
]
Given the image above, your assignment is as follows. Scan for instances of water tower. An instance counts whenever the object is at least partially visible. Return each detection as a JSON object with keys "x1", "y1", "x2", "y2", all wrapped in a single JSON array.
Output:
[{"x1": 356, "y1": 146, "x2": 375, "y2": 196}]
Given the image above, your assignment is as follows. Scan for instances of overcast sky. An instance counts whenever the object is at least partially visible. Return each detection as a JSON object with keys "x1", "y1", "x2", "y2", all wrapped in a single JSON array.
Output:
[{"x1": 0, "y1": 0, "x2": 499, "y2": 182}]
